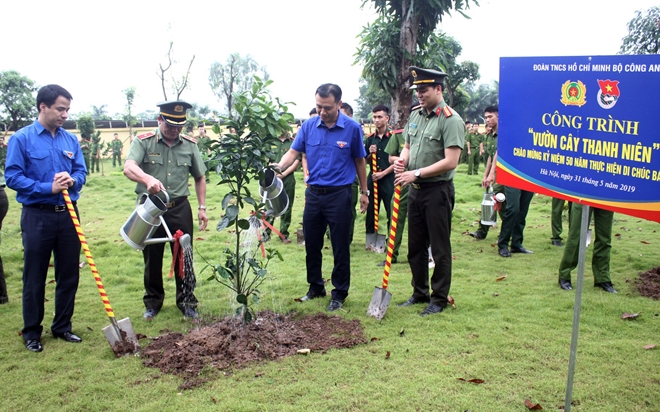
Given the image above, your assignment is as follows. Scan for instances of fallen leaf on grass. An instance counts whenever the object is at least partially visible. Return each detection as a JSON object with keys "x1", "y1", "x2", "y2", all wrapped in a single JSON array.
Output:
[
  {"x1": 493, "y1": 293, "x2": 500, "y2": 297},
  {"x1": 448, "y1": 295, "x2": 456, "y2": 308},
  {"x1": 86, "y1": 326, "x2": 93, "y2": 331},
  {"x1": 385, "y1": 351, "x2": 391, "y2": 359},
  {"x1": 641, "y1": 240, "x2": 650, "y2": 244},
  {"x1": 370, "y1": 337, "x2": 379, "y2": 342},
  {"x1": 490, "y1": 243, "x2": 496, "y2": 247},
  {"x1": 496, "y1": 275, "x2": 508, "y2": 282},
  {"x1": 293, "y1": 298, "x2": 303, "y2": 303},
  {"x1": 195, "y1": 237, "x2": 205, "y2": 241},
  {"x1": 452, "y1": 255, "x2": 457, "y2": 260},
  {"x1": 323, "y1": 278, "x2": 331, "y2": 284},
  {"x1": 135, "y1": 334, "x2": 147, "y2": 340},
  {"x1": 210, "y1": 396, "x2": 217, "y2": 404},
  {"x1": 643, "y1": 344, "x2": 656, "y2": 350},
  {"x1": 17, "y1": 331, "x2": 22, "y2": 336},
  {"x1": 458, "y1": 378, "x2": 485, "y2": 384},
  {"x1": 615, "y1": 233, "x2": 621, "y2": 239},
  {"x1": 254, "y1": 372, "x2": 264, "y2": 377},
  {"x1": 524, "y1": 399, "x2": 543, "y2": 410},
  {"x1": 622, "y1": 312, "x2": 640, "y2": 320},
  {"x1": 399, "y1": 327, "x2": 405, "y2": 337},
  {"x1": 46, "y1": 279, "x2": 55, "y2": 284}
]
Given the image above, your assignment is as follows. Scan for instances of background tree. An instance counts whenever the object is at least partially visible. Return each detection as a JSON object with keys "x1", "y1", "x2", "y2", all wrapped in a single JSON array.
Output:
[
  {"x1": 619, "y1": 6, "x2": 660, "y2": 55},
  {"x1": 122, "y1": 87, "x2": 138, "y2": 138},
  {"x1": 463, "y1": 81, "x2": 499, "y2": 123},
  {"x1": 0, "y1": 70, "x2": 37, "y2": 131},
  {"x1": 355, "y1": 0, "x2": 478, "y2": 125},
  {"x1": 209, "y1": 53, "x2": 269, "y2": 117},
  {"x1": 158, "y1": 41, "x2": 196, "y2": 100},
  {"x1": 355, "y1": 77, "x2": 393, "y2": 122},
  {"x1": 439, "y1": 35, "x2": 480, "y2": 107},
  {"x1": 91, "y1": 104, "x2": 112, "y2": 120}
]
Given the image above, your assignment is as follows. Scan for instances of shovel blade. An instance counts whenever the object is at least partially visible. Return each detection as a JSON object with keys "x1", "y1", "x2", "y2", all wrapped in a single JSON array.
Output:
[
  {"x1": 366, "y1": 234, "x2": 387, "y2": 253},
  {"x1": 367, "y1": 287, "x2": 392, "y2": 320},
  {"x1": 103, "y1": 317, "x2": 140, "y2": 352}
]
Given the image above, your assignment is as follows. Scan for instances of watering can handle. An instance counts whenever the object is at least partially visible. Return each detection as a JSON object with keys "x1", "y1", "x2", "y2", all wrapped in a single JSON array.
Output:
[
  {"x1": 136, "y1": 189, "x2": 170, "y2": 207},
  {"x1": 487, "y1": 185, "x2": 493, "y2": 194}
]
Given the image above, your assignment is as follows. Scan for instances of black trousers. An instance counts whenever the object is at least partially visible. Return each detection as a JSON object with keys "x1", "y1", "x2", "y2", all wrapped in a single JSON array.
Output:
[
  {"x1": 142, "y1": 198, "x2": 198, "y2": 312},
  {"x1": 407, "y1": 181, "x2": 455, "y2": 307},
  {"x1": 0, "y1": 188, "x2": 8, "y2": 303},
  {"x1": 303, "y1": 185, "x2": 352, "y2": 301},
  {"x1": 21, "y1": 204, "x2": 81, "y2": 340}
]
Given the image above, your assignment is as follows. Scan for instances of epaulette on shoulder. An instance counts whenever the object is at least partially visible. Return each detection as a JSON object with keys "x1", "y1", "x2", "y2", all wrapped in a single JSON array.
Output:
[
  {"x1": 138, "y1": 131, "x2": 156, "y2": 140},
  {"x1": 443, "y1": 106, "x2": 453, "y2": 118},
  {"x1": 182, "y1": 134, "x2": 198, "y2": 144},
  {"x1": 365, "y1": 131, "x2": 376, "y2": 138},
  {"x1": 392, "y1": 129, "x2": 404, "y2": 134}
]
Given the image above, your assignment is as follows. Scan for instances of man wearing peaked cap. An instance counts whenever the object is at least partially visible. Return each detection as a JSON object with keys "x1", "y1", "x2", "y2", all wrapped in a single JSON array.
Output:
[
  {"x1": 393, "y1": 66, "x2": 465, "y2": 317},
  {"x1": 124, "y1": 99, "x2": 207, "y2": 321}
]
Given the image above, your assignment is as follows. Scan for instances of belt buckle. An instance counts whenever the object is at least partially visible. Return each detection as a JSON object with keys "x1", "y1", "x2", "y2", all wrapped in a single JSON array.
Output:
[
  {"x1": 412, "y1": 183, "x2": 421, "y2": 190},
  {"x1": 166, "y1": 201, "x2": 175, "y2": 208},
  {"x1": 55, "y1": 204, "x2": 67, "y2": 212}
]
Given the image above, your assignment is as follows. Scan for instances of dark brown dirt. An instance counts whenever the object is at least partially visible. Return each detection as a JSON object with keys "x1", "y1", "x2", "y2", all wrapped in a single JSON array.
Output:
[
  {"x1": 636, "y1": 266, "x2": 660, "y2": 300},
  {"x1": 141, "y1": 311, "x2": 366, "y2": 389}
]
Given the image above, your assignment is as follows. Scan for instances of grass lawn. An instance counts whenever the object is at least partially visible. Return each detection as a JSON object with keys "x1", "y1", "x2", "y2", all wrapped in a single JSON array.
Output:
[{"x1": 0, "y1": 159, "x2": 658, "y2": 411}]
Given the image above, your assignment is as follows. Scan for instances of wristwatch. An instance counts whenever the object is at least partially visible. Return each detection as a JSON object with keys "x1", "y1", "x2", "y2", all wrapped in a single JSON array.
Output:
[
  {"x1": 198, "y1": 205, "x2": 207, "y2": 210},
  {"x1": 414, "y1": 169, "x2": 421, "y2": 179},
  {"x1": 360, "y1": 190, "x2": 370, "y2": 196}
]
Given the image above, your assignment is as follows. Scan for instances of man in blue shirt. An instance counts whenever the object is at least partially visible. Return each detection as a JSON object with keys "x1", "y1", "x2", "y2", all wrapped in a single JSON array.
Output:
[
  {"x1": 6, "y1": 84, "x2": 87, "y2": 352},
  {"x1": 277, "y1": 83, "x2": 369, "y2": 311}
]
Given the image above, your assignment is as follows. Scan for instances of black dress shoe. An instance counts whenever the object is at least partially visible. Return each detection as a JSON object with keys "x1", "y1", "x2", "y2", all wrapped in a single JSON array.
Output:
[
  {"x1": 470, "y1": 231, "x2": 485, "y2": 240},
  {"x1": 144, "y1": 308, "x2": 159, "y2": 321},
  {"x1": 559, "y1": 278, "x2": 573, "y2": 291},
  {"x1": 511, "y1": 247, "x2": 534, "y2": 254},
  {"x1": 498, "y1": 248, "x2": 511, "y2": 257},
  {"x1": 551, "y1": 240, "x2": 564, "y2": 247},
  {"x1": 25, "y1": 339, "x2": 43, "y2": 352},
  {"x1": 299, "y1": 290, "x2": 327, "y2": 302},
  {"x1": 53, "y1": 331, "x2": 82, "y2": 343},
  {"x1": 420, "y1": 303, "x2": 445, "y2": 316},
  {"x1": 327, "y1": 299, "x2": 344, "y2": 312},
  {"x1": 397, "y1": 296, "x2": 430, "y2": 307},
  {"x1": 595, "y1": 282, "x2": 618, "y2": 293}
]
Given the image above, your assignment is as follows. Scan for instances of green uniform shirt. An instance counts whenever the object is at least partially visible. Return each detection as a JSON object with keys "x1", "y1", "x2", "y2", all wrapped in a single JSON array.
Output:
[
  {"x1": 484, "y1": 131, "x2": 498, "y2": 159},
  {"x1": 112, "y1": 139, "x2": 123, "y2": 154},
  {"x1": 466, "y1": 132, "x2": 482, "y2": 150},
  {"x1": 80, "y1": 139, "x2": 91, "y2": 156},
  {"x1": 126, "y1": 128, "x2": 206, "y2": 198},
  {"x1": 91, "y1": 142, "x2": 100, "y2": 156},
  {"x1": 384, "y1": 130, "x2": 405, "y2": 157},
  {"x1": 270, "y1": 137, "x2": 301, "y2": 164},
  {"x1": 404, "y1": 101, "x2": 465, "y2": 182},
  {"x1": 364, "y1": 130, "x2": 393, "y2": 172},
  {"x1": 196, "y1": 136, "x2": 212, "y2": 154}
]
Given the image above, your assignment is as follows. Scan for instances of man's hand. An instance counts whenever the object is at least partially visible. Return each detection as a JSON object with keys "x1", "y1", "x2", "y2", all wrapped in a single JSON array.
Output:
[
  {"x1": 482, "y1": 173, "x2": 495, "y2": 188},
  {"x1": 394, "y1": 171, "x2": 416, "y2": 187},
  {"x1": 369, "y1": 144, "x2": 377, "y2": 154},
  {"x1": 52, "y1": 172, "x2": 74, "y2": 193},
  {"x1": 198, "y1": 209, "x2": 208, "y2": 231},
  {"x1": 359, "y1": 194, "x2": 369, "y2": 213},
  {"x1": 372, "y1": 170, "x2": 385, "y2": 181},
  {"x1": 145, "y1": 176, "x2": 165, "y2": 194}
]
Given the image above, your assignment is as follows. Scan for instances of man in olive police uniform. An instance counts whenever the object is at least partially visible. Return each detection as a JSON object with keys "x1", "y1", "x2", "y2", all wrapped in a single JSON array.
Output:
[
  {"x1": 393, "y1": 67, "x2": 465, "y2": 316},
  {"x1": 124, "y1": 101, "x2": 208, "y2": 320}
]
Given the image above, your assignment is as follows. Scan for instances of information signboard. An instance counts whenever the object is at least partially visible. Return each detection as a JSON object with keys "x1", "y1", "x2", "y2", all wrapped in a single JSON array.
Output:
[{"x1": 498, "y1": 55, "x2": 660, "y2": 223}]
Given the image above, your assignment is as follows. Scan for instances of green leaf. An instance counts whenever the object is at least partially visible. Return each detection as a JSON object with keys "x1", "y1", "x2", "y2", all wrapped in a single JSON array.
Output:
[
  {"x1": 243, "y1": 310, "x2": 252, "y2": 323},
  {"x1": 206, "y1": 274, "x2": 216, "y2": 281},
  {"x1": 244, "y1": 196, "x2": 256, "y2": 206},
  {"x1": 221, "y1": 192, "x2": 233, "y2": 210},
  {"x1": 216, "y1": 216, "x2": 230, "y2": 231},
  {"x1": 237, "y1": 218, "x2": 251, "y2": 230},
  {"x1": 252, "y1": 294, "x2": 260, "y2": 304},
  {"x1": 236, "y1": 294, "x2": 248, "y2": 304},
  {"x1": 226, "y1": 205, "x2": 239, "y2": 220},
  {"x1": 257, "y1": 269, "x2": 267, "y2": 277}
]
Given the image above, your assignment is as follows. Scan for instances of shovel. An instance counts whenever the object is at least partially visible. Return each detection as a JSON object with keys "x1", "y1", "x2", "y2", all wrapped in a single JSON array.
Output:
[
  {"x1": 62, "y1": 190, "x2": 139, "y2": 355},
  {"x1": 367, "y1": 184, "x2": 402, "y2": 320},
  {"x1": 366, "y1": 152, "x2": 386, "y2": 252}
]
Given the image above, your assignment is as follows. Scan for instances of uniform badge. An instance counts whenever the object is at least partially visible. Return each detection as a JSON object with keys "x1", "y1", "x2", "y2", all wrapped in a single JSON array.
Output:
[
  {"x1": 411, "y1": 69, "x2": 417, "y2": 78},
  {"x1": 596, "y1": 79, "x2": 620, "y2": 109},
  {"x1": 336, "y1": 141, "x2": 347, "y2": 148},
  {"x1": 63, "y1": 150, "x2": 73, "y2": 159},
  {"x1": 560, "y1": 80, "x2": 587, "y2": 107},
  {"x1": 174, "y1": 105, "x2": 184, "y2": 113},
  {"x1": 148, "y1": 152, "x2": 161, "y2": 156}
]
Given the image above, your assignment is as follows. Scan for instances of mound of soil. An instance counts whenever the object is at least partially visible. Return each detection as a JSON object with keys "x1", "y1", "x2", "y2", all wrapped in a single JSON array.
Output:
[
  {"x1": 141, "y1": 311, "x2": 366, "y2": 389},
  {"x1": 636, "y1": 266, "x2": 660, "y2": 300}
]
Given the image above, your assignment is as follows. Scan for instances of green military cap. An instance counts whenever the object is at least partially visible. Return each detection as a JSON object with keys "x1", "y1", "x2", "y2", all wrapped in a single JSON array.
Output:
[
  {"x1": 157, "y1": 100, "x2": 192, "y2": 126},
  {"x1": 409, "y1": 66, "x2": 448, "y2": 89}
]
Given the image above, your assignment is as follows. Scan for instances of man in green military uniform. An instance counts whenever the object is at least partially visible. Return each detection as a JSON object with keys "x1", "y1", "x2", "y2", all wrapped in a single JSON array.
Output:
[
  {"x1": 90, "y1": 135, "x2": 101, "y2": 173},
  {"x1": 551, "y1": 198, "x2": 572, "y2": 246},
  {"x1": 466, "y1": 122, "x2": 482, "y2": 175},
  {"x1": 0, "y1": 137, "x2": 7, "y2": 171},
  {"x1": 79, "y1": 133, "x2": 91, "y2": 171},
  {"x1": 364, "y1": 104, "x2": 395, "y2": 242},
  {"x1": 393, "y1": 66, "x2": 465, "y2": 316},
  {"x1": 470, "y1": 114, "x2": 502, "y2": 240},
  {"x1": 558, "y1": 204, "x2": 616, "y2": 293},
  {"x1": 268, "y1": 131, "x2": 300, "y2": 243},
  {"x1": 111, "y1": 133, "x2": 123, "y2": 167},
  {"x1": 124, "y1": 100, "x2": 208, "y2": 320}
]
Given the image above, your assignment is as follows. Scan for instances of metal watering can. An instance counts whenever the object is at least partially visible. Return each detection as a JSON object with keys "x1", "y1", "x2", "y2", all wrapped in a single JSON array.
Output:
[
  {"x1": 259, "y1": 168, "x2": 289, "y2": 217},
  {"x1": 120, "y1": 190, "x2": 174, "y2": 250},
  {"x1": 480, "y1": 186, "x2": 499, "y2": 226}
]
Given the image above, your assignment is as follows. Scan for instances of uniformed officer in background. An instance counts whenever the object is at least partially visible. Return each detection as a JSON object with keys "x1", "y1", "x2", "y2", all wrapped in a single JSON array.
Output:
[
  {"x1": 123, "y1": 101, "x2": 208, "y2": 320},
  {"x1": 394, "y1": 66, "x2": 465, "y2": 316}
]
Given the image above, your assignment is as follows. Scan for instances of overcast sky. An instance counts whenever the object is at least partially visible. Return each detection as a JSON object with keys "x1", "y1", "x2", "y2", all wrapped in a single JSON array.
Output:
[{"x1": 1, "y1": 0, "x2": 656, "y2": 120}]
